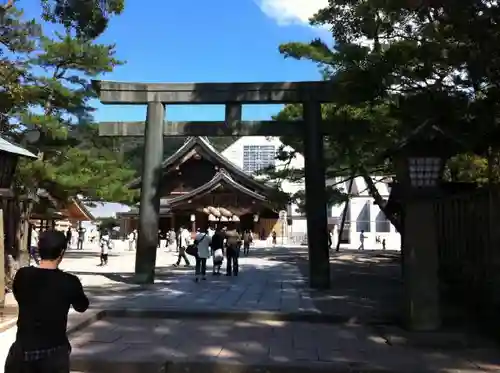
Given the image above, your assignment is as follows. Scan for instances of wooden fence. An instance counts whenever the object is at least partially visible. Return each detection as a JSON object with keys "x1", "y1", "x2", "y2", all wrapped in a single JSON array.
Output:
[{"x1": 434, "y1": 187, "x2": 500, "y2": 323}]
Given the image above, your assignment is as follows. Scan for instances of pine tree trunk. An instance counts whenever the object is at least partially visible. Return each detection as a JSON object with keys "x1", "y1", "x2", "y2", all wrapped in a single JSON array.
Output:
[{"x1": 360, "y1": 170, "x2": 402, "y2": 232}]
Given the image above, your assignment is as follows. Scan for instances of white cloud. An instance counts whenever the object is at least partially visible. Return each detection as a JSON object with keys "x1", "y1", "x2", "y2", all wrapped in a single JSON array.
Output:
[{"x1": 255, "y1": 0, "x2": 328, "y2": 26}]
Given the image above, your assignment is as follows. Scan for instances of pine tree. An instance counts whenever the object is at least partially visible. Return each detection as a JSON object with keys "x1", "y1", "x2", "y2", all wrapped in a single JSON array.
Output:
[
  {"x1": 40, "y1": 0, "x2": 124, "y2": 38},
  {"x1": 0, "y1": 1, "x2": 132, "y2": 286},
  {"x1": 1, "y1": 4, "x2": 136, "y2": 202},
  {"x1": 15, "y1": 31, "x2": 136, "y2": 202},
  {"x1": 266, "y1": 0, "x2": 500, "y2": 231}
]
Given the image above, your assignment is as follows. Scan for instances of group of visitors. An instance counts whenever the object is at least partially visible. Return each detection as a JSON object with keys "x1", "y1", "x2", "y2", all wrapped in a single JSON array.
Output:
[
  {"x1": 65, "y1": 226, "x2": 87, "y2": 250},
  {"x1": 173, "y1": 226, "x2": 253, "y2": 281},
  {"x1": 29, "y1": 225, "x2": 87, "y2": 266}
]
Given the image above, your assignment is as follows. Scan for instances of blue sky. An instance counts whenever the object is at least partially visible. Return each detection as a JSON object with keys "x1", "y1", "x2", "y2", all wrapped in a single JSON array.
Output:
[
  {"x1": 19, "y1": 0, "x2": 330, "y2": 215},
  {"x1": 22, "y1": 0, "x2": 329, "y2": 123}
]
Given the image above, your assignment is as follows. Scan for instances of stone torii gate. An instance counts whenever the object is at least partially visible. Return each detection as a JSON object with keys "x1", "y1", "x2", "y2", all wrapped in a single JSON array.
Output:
[{"x1": 93, "y1": 80, "x2": 335, "y2": 289}]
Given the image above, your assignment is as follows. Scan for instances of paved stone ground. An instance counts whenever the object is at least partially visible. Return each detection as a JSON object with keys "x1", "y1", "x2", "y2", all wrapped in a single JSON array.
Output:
[
  {"x1": 58, "y1": 244, "x2": 400, "y2": 322},
  {"x1": 53, "y1": 244, "x2": 321, "y2": 314},
  {"x1": 69, "y1": 316, "x2": 497, "y2": 373},
  {"x1": 1, "y1": 243, "x2": 499, "y2": 372}
]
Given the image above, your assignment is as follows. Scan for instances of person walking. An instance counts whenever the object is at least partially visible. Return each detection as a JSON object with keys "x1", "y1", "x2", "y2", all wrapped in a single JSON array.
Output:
[
  {"x1": 128, "y1": 229, "x2": 137, "y2": 251},
  {"x1": 157, "y1": 229, "x2": 163, "y2": 248},
  {"x1": 167, "y1": 228, "x2": 176, "y2": 250},
  {"x1": 176, "y1": 227, "x2": 182, "y2": 253},
  {"x1": 271, "y1": 230, "x2": 277, "y2": 246},
  {"x1": 99, "y1": 230, "x2": 110, "y2": 266},
  {"x1": 358, "y1": 230, "x2": 367, "y2": 250},
  {"x1": 242, "y1": 230, "x2": 253, "y2": 256},
  {"x1": 4, "y1": 230, "x2": 89, "y2": 373},
  {"x1": 29, "y1": 226, "x2": 39, "y2": 266},
  {"x1": 65, "y1": 227, "x2": 72, "y2": 250},
  {"x1": 173, "y1": 227, "x2": 191, "y2": 267},
  {"x1": 210, "y1": 227, "x2": 225, "y2": 276},
  {"x1": 76, "y1": 227, "x2": 86, "y2": 250},
  {"x1": 225, "y1": 229, "x2": 241, "y2": 276},
  {"x1": 194, "y1": 228, "x2": 211, "y2": 282},
  {"x1": 88, "y1": 228, "x2": 96, "y2": 244}
]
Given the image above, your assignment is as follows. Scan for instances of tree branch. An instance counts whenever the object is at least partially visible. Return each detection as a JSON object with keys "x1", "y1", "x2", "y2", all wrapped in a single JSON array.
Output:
[{"x1": 359, "y1": 168, "x2": 401, "y2": 232}]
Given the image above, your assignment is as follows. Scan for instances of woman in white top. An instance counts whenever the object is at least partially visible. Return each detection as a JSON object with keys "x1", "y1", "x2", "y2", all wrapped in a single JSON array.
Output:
[{"x1": 194, "y1": 229, "x2": 212, "y2": 282}]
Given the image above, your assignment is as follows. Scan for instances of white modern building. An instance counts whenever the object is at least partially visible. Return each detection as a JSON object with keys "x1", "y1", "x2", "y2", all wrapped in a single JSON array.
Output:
[{"x1": 221, "y1": 136, "x2": 401, "y2": 250}]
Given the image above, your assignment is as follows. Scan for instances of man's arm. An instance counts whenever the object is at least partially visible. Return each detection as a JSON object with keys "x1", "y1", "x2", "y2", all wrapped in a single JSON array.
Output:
[
  {"x1": 12, "y1": 268, "x2": 25, "y2": 303},
  {"x1": 70, "y1": 275, "x2": 89, "y2": 313}
]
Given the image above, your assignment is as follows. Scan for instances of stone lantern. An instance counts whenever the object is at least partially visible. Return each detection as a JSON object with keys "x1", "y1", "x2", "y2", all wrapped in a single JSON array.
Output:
[
  {"x1": 391, "y1": 123, "x2": 454, "y2": 193},
  {"x1": 388, "y1": 121, "x2": 462, "y2": 331}
]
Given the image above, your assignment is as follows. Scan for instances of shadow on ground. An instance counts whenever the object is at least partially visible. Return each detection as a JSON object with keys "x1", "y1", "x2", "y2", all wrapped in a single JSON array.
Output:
[
  {"x1": 251, "y1": 247, "x2": 403, "y2": 324},
  {"x1": 63, "y1": 250, "x2": 122, "y2": 259},
  {"x1": 68, "y1": 315, "x2": 500, "y2": 373},
  {"x1": 64, "y1": 247, "x2": 500, "y2": 372}
]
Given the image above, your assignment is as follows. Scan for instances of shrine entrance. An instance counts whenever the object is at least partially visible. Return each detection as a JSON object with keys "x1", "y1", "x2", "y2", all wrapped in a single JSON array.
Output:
[{"x1": 93, "y1": 80, "x2": 335, "y2": 289}]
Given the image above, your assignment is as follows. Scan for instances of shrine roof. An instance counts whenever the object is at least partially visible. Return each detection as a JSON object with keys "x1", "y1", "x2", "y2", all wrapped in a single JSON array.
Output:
[
  {"x1": 129, "y1": 137, "x2": 272, "y2": 192},
  {"x1": 62, "y1": 198, "x2": 95, "y2": 221},
  {"x1": 166, "y1": 169, "x2": 268, "y2": 209},
  {"x1": 30, "y1": 193, "x2": 94, "y2": 221}
]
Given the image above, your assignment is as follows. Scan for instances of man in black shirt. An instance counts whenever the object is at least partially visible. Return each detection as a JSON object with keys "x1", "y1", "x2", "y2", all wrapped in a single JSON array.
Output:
[{"x1": 4, "y1": 230, "x2": 89, "y2": 373}]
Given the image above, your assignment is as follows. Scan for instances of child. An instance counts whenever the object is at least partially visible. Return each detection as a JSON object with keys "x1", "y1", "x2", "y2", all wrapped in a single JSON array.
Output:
[
  {"x1": 213, "y1": 247, "x2": 224, "y2": 275},
  {"x1": 99, "y1": 230, "x2": 110, "y2": 266}
]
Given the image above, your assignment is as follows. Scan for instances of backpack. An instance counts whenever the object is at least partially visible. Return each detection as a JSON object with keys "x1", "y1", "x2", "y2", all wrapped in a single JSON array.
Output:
[{"x1": 226, "y1": 232, "x2": 240, "y2": 248}]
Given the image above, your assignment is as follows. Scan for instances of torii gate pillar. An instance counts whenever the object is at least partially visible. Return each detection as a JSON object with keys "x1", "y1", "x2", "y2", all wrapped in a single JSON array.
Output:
[{"x1": 135, "y1": 98, "x2": 164, "y2": 283}]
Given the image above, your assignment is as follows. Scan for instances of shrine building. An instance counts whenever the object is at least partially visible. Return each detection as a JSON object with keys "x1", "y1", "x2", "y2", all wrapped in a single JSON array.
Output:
[{"x1": 118, "y1": 137, "x2": 286, "y2": 237}]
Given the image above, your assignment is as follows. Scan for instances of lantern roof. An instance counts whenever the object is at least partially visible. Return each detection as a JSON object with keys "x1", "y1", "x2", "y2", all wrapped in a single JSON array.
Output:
[{"x1": 0, "y1": 136, "x2": 37, "y2": 158}]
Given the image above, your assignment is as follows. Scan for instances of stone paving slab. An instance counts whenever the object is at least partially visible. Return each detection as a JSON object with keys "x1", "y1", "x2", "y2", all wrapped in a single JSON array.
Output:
[{"x1": 68, "y1": 317, "x2": 495, "y2": 373}]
